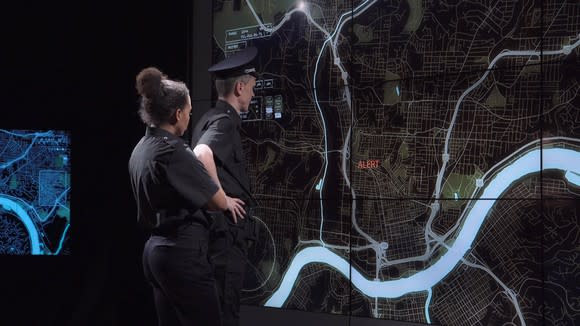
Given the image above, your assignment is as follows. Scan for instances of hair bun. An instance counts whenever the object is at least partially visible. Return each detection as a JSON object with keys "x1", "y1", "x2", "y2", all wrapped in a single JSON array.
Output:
[{"x1": 136, "y1": 67, "x2": 166, "y2": 99}]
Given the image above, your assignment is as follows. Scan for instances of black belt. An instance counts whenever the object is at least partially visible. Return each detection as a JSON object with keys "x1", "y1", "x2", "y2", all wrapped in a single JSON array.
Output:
[{"x1": 155, "y1": 208, "x2": 207, "y2": 229}]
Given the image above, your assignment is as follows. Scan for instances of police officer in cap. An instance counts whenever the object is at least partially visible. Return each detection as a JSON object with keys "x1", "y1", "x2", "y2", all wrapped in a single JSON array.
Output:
[{"x1": 192, "y1": 46, "x2": 259, "y2": 326}]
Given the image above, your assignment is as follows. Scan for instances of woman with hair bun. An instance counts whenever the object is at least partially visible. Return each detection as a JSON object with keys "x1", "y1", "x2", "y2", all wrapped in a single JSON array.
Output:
[{"x1": 129, "y1": 67, "x2": 243, "y2": 326}]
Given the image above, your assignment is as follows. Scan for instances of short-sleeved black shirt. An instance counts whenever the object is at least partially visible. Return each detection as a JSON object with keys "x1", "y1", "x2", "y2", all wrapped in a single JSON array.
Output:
[
  {"x1": 129, "y1": 127, "x2": 219, "y2": 229},
  {"x1": 191, "y1": 100, "x2": 253, "y2": 205}
]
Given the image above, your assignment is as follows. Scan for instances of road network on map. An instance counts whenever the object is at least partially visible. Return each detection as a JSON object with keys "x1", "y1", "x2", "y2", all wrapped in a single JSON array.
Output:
[
  {"x1": 0, "y1": 129, "x2": 71, "y2": 255},
  {"x1": 213, "y1": 0, "x2": 580, "y2": 324}
]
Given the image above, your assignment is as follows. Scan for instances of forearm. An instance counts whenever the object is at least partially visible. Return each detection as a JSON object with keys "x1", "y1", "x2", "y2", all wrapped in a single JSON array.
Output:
[
  {"x1": 193, "y1": 144, "x2": 222, "y2": 188},
  {"x1": 194, "y1": 144, "x2": 226, "y2": 210},
  {"x1": 194, "y1": 144, "x2": 247, "y2": 221},
  {"x1": 207, "y1": 188, "x2": 227, "y2": 211}
]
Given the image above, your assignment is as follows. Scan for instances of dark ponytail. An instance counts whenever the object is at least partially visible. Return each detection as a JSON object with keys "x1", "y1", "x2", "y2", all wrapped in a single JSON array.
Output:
[{"x1": 135, "y1": 67, "x2": 189, "y2": 126}]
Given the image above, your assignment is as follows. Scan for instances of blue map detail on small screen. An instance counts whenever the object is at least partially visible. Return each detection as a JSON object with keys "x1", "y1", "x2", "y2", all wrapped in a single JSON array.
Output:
[{"x1": 0, "y1": 129, "x2": 71, "y2": 255}]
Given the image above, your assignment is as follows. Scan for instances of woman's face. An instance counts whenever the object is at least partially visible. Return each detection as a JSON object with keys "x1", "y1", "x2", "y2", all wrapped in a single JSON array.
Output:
[{"x1": 177, "y1": 95, "x2": 192, "y2": 136}]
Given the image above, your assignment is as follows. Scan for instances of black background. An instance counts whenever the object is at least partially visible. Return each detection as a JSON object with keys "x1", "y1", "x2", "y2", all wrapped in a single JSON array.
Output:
[
  {"x1": 3, "y1": 1, "x2": 578, "y2": 326},
  {"x1": 2, "y1": 1, "x2": 192, "y2": 325}
]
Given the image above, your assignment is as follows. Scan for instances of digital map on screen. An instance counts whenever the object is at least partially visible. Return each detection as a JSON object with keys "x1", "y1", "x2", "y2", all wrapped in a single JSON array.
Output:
[
  {"x1": 212, "y1": 0, "x2": 580, "y2": 324},
  {"x1": 0, "y1": 129, "x2": 71, "y2": 255}
]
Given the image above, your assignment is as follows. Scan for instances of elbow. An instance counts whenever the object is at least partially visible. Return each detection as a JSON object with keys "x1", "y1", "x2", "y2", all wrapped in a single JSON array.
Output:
[{"x1": 193, "y1": 144, "x2": 213, "y2": 162}]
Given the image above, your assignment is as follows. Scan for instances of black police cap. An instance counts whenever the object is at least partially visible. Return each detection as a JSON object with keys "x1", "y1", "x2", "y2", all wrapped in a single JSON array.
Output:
[{"x1": 208, "y1": 46, "x2": 258, "y2": 79}]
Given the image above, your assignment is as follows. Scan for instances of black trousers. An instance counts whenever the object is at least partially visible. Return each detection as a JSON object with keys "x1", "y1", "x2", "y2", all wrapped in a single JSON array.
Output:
[
  {"x1": 143, "y1": 224, "x2": 222, "y2": 326},
  {"x1": 209, "y1": 219, "x2": 249, "y2": 326}
]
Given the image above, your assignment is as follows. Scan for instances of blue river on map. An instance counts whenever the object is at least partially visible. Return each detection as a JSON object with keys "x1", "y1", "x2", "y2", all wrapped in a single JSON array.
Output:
[
  {"x1": 0, "y1": 196, "x2": 41, "y2": 254},
  {"x1": 265, "y1": 146, "x2": 580, "y2": 307}
]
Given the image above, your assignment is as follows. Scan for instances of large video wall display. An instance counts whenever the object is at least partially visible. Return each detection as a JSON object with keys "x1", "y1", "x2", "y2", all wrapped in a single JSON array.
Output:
[
  {"x1": 212, "y1": 0, "x2": 580, "y2": 325},
  {"x1": 0, "y1": 129, "x2": 71, "y2": 255}
]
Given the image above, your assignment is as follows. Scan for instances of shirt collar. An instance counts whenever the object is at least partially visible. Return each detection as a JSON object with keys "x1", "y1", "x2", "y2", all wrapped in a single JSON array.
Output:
[
  {"x1": 215, "y1": 100, "x2": 242, "y2": 126},
  {"x1": 145, "y1": 126, "x2": 184, "y2": 144}
]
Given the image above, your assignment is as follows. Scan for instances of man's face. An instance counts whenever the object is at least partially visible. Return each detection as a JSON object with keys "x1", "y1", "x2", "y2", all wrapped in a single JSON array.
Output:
[{"x1": 239, "y1": 76, "x2": 256, "y2": 112}]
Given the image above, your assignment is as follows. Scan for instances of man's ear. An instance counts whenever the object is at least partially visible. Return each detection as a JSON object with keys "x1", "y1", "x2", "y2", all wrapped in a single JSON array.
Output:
[
  {"x1": 234, "y1": 81, "x2": 243, "y2": 96},
  {"x1": 173, "y1": 108, "x2": 183, "y2": 122}
]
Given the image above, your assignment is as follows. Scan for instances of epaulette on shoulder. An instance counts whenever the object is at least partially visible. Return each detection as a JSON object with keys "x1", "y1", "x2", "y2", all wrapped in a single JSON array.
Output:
[
  {"x1": 162, "y1": 136, "x2": 181, "y2": 148},
  {"x1": 208, "y1": 112, "x2": 232, "y2": 123}
]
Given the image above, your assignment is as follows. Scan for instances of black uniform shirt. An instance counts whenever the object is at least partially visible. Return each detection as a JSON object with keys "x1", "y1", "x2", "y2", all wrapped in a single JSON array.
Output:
[
  {"x1": 192, "y1": 100, "x2": 253, "y2": 205},
  {"x1": 129, "y1": 127, "x2": 219, "y2": 229}
]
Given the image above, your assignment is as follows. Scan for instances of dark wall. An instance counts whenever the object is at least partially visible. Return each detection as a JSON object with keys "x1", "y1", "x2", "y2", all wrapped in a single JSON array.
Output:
[{"x1": 2, "y1": 1, "x2": 191, "y2": 325}]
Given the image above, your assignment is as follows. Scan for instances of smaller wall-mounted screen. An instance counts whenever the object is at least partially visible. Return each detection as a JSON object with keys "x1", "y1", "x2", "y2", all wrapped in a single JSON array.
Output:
[{"x1": 0, "y1": 129, "x2": 71, "y2": 255}]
